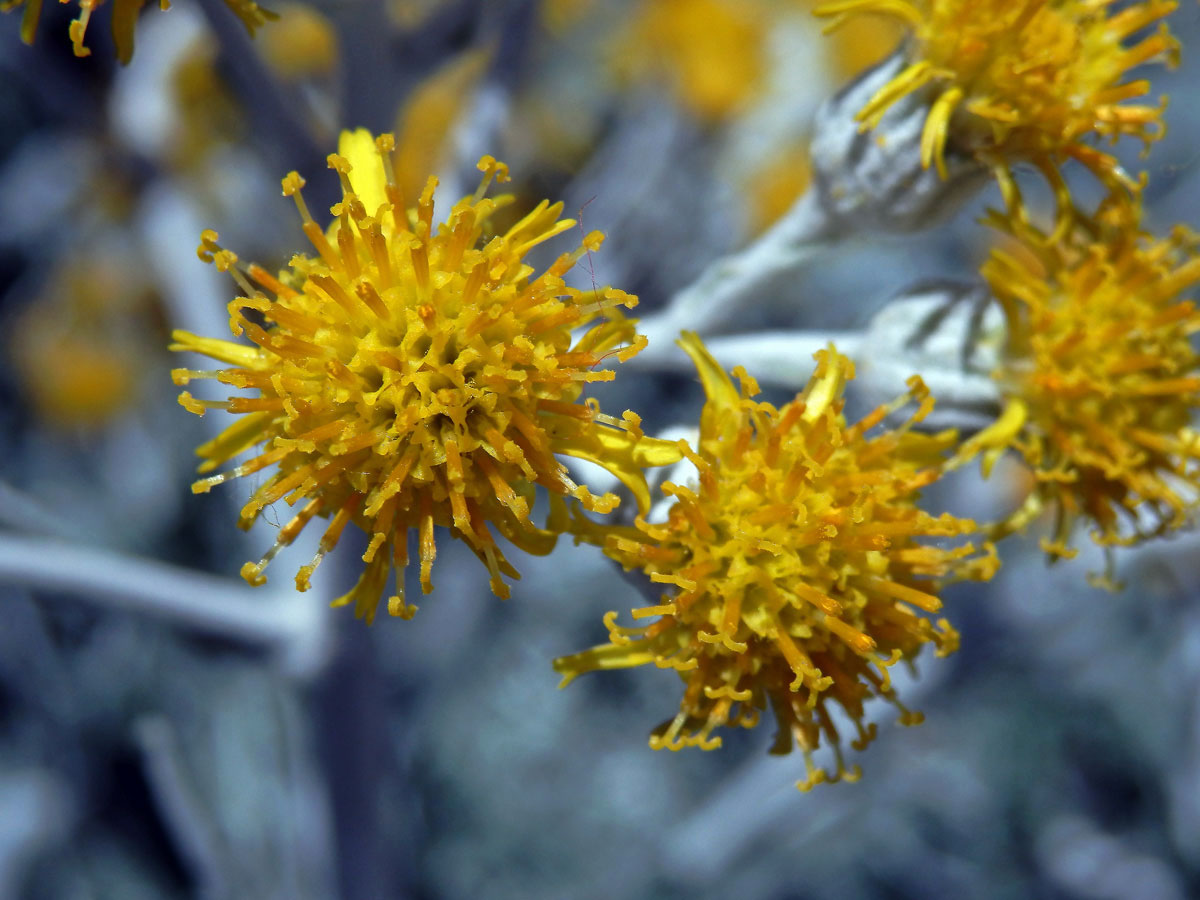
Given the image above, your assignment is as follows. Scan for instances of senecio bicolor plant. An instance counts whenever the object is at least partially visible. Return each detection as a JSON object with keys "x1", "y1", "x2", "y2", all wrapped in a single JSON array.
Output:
[{"x1": 164, "y1": 0, "x2": 1199, "y2": 790}]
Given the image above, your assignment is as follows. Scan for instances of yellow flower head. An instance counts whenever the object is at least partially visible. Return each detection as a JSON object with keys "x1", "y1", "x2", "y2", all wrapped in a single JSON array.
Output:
[
  {"x1": 963, "y1": 218, "x2": 1200, "y2": 572},
  {"x1": 172, "y1": 129, "x2": 679, "y2": 622},
  {"x1": 556, "y1": 334, "x2": 997, "y2": 790},
  {"x1": 815, "y1": 0, "x2": 1179, "y2": 189},
  {"x1": 4, "y1": 0, "x2": 275, "y2": 64}
]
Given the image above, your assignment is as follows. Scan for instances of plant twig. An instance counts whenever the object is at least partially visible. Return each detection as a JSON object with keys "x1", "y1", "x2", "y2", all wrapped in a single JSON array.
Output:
[
  {"x1": 0, "y1": 533, "x2": 327, "y2": 675},
  {"x1": 636, "y1": 191, "x2": 839, "y2": 349},
  {"x1": 0, "y1": 481, "x2": 86, "y2": 539},
  {"x1": 627, "y1": 329, "x2": 863, "y2": 385}
]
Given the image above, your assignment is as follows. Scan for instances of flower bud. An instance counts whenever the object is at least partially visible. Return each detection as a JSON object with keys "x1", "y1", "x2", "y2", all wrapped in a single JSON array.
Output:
[{"x1": 810, "y1": 52, "x2": 988, "y2": 233}]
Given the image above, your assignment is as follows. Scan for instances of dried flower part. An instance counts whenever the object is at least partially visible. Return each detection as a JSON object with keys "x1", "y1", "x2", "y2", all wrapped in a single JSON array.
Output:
[
  {"x1": 172, "y1": 129, "x2": 680, "y2": 621},
  {"x1": 814, "y1": 0, "x2": 1179, "y2": 199},
  {"x1": 556, "y1": 334, "x2": 997, "y2": 790},
  {"x1": 3, "y1": 0, "x2": 276, "y2": 64},
  {"x1": 960, "y1": 218, "x2": 1200, "y2": 576}
]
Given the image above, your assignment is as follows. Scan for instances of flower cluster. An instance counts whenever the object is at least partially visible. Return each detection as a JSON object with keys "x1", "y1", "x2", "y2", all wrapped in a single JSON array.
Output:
[
  {"x1": 137, "y1": 0, "x2": 1197, "y2": 797},
  {"x1": 556, "y1": 334, "x2": 997, "y2": 788},
  {"x1": 808, "y1": 0, "x2": 1200, "y2": 579},
  {"x1": 815, "y1": 0, "x2": 1179, "y2": 200},
  {"x1": 960, "y1": 216, "x2": 1200, "y2": 575},
  {"x1": 172, "y1": 130, "x2": 679, "y2": 621}
]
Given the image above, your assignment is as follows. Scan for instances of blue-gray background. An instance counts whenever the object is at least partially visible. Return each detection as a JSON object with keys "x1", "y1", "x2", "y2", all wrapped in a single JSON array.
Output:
[{"x1": 2, "y1": 1, "x2": 1200, "y2": 897}]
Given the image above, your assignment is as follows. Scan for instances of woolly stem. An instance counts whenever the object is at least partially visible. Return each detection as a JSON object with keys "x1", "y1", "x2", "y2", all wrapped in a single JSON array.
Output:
[
  {"x1": 637, "y1": 192, "x2": 839, "y2": 349},
  {"x1": 0, "y1": 533, "x2": 327, "y2": 675},
  {"x1": 626, "y1": 329, "x2": 863, "y2": 386}
]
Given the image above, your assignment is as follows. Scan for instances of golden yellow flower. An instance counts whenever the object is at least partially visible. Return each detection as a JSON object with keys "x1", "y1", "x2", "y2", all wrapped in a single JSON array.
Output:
[
  {"x1": 556, "y1": 334, "x2": 997, "y2": 790},
  {"x1": 3, "y1": 0, "x2": 275, "y2": 64},
  {"x1": 960, "y1": 217, "x2": 1200, "y2": 573},
  {"x1": 172, "y1": 129, "x2": 680, "y2": 622},
  {"x1": 814, "y1": 0, "x2": 1179, "y2": 195}
]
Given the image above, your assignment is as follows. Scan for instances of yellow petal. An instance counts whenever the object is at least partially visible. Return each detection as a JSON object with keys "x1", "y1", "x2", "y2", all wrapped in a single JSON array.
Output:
[
  {"x1": 195, "y1": 411, "x2": 275, "y2": 472},
  {"x1": 802, "y1": 345, "x2": 853, "y2": 423},
  {"x1": 337, "y1": 127, "x2": 388, "y2": 215},
  {"x1": 678, "y1": 331, "x2": 739, "y2": 415},
  {"x1": 393, "y1": 47, "x2": 492, "y2": 203},
  {"x1": 169, "y1": 330, "x2": 263, "y2": 368},
  {"x1": 332, "y1": 547, "x2": 391, "y2": 624},
  {"x1": 955, "y1": 398, "x2": 1028, "y2": 477},
  {"x1": 552, "y1": 641, "x2": 660, "y2": 687},
  {"x1": 18, "y1": 0, "x2": 44, "y2": 45},
  {"x1": 554, "y1": 427, "x2": 683, "y2": 513},
  {"x1": 111, "y1": 0, "x2": 142, "y2": 65}
]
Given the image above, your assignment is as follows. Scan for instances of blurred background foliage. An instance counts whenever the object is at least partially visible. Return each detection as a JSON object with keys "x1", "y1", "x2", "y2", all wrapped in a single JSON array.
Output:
[{"x1": 2, "y1": 1, "x2": 1200, "y2": 898}]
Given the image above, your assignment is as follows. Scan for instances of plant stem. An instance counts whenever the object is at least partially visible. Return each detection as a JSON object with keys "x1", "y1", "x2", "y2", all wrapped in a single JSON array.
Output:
[
  {"x1": 627, "y1": 329, "x2": 863, "y2": 386},
  {"x1": 0, "y1": 533, "x2": 326, "y2": 674},
  {"x1": 637, "y1": 191, "x2": 839, "y2": 349}
]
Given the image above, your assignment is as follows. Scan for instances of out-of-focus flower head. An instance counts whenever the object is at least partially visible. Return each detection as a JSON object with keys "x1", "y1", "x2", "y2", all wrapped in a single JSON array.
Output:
[
  {"x1": 959, "y1": 214, "x2": 1200, "y2": 582},
  {"x1": 3, "y1": 0, "x2": 276, "y2": 64},
  {"x1": 9, "y1": 249, "x2": 157, "y2": 427},
  {"x1": 161, "y1": 2, "x2": 336, "y2": 167},
  {"x1": 556, "y1": 334, "x2": 997, "y2": 789},
  {"x1": 540, "y1": 0, "x2": 596, "y2": 34},
  {"x1": 172, "y1": 129, "x2": 680, "y2": 622},
  {"x1": 387, "y1": 0, "x2": 440, "y2": 30},
  {"x1": 814, "y1": 0, "x2": 1179, "y2": 202},
  {"x1": 256, "y1": 1, "x2": 337, "y2": 82},
  {"x1": 744, "y1": 137, "x2": 812, "y2": 234},
  {"x1": 614, "y1": 0, "x2": 769, "y2": 123},
  {"x1": 165, "y1": 31, "x2": 243, "y2": 168}
]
